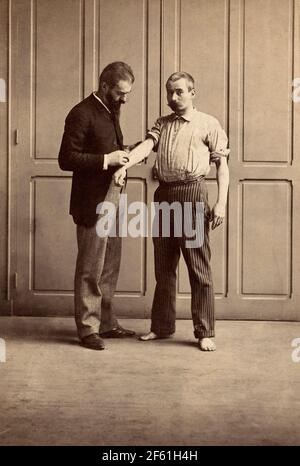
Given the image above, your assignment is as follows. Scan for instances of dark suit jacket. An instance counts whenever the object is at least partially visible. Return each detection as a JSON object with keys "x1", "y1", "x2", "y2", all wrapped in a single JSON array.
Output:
[{"x1": 58, "y1": 93, "x2": 123, "y2": 226}]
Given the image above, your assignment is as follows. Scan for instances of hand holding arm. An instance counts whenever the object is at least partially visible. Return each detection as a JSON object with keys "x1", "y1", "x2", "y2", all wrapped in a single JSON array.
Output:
[
  {"x1": 113, "y1": 138, "x2": 155, "y2": 186},
  {"x1": 105, "y1": 150, "x2": 129, "y2": 167}
]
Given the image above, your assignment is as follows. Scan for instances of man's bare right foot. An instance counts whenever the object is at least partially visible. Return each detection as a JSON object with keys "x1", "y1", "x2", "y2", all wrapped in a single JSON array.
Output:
[{"x1": 198, "y1": 337, "x2": 216, "y2": 351}]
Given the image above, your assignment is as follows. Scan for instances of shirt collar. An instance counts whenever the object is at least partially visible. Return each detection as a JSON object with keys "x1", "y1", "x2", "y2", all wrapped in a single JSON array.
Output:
[
  {"x1": 173, "y1": 107, "x2": 196, "y2": 122},
  {"x1": 93, "y1": 92, "x2": 111, "y2": 114}
]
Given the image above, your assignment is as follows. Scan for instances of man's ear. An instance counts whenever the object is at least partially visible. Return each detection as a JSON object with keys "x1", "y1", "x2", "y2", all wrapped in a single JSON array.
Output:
[
  {"x1": 191, "y1": 88, "x2": 196, "y2": 97},
  {"x1": 101, "y1": 82, "x2": 109, "y2": 93}
]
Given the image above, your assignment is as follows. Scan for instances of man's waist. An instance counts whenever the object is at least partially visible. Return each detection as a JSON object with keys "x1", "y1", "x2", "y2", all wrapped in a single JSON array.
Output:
[{"x1": 158, "y1": 174, "x2": 206, "y2": 187}]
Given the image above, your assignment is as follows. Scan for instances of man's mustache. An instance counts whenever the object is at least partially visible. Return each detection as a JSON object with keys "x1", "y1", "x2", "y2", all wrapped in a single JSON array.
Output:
[
  {"x1": 112, "y1": 100, "x2": 125, "y2": 109},
  {"x1": 168, "y1": 102, "x2": 180, "y2": 109}
]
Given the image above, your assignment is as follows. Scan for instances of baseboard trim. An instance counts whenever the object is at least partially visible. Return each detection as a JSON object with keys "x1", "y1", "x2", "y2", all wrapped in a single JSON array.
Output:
[{"x1": 0, "y1": 299, "x2": 12, "y2": 316}]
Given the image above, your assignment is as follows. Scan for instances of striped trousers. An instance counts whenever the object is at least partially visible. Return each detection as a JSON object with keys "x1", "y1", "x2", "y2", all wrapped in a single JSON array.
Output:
[{"x1": 150, "y1": 178, "x2": 215, "y2": 339}]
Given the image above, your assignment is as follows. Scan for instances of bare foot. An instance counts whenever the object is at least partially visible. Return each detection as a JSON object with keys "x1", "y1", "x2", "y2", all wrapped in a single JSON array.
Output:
[
  {"x1": 139, "y1": 331, "x2": 159, "y2": 341},
  {"x1": 199, "y1": 337, "x2": 216, "y2": 351}
]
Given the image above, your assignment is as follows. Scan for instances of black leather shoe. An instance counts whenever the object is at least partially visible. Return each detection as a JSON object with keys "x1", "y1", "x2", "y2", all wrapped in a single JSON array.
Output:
[
  {"x1": 100, "y1": 326, "x2": 135, "y2": 338},
  {"x1": 81, "y1": 333, "x2": 106, "y2": 350}
]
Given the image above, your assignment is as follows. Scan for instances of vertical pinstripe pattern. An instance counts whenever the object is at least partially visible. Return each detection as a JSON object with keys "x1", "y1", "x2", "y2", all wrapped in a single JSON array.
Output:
[
  {"x1": 147, "y1": 110, "x2": 229, "y2": 183},
  {"x1": 159, "y1": 117, "x2": 188, "y2": 181},
  {"x1": 151, "y1": 179, "x2": 215, "y2": 339}
]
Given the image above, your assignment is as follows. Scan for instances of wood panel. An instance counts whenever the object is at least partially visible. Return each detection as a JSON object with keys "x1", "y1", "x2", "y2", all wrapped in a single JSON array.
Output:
[
  {"x1": 147, "y1": 0, "x2": 161, "y2": 127},
  {"x1": 161, "y1": 0, "x2": 181, "y2": 115},
  {"x1": 180, "y1": 0, "x2": 229, "y2": 126},
  {"x1": 240, "y1": 180, "x2": 291, "y2": 296},
  {"x1": 99, "y1": 0, "x2": 147, "y2": 144},
  {"x1": 223, "y1": 0, "x2": 300, "y2": 320},
  {"x1": 35, "y1": 0, "x2": 83, "y2": 159},
  {"x1": 33, "y1": 178, "x2": 76, "y2": 291},
  {"x1": 243, "y1": 0, "x2": 293, "y2": 163},
  {"x1": 0, "y1": 0, "x2": 11, "y2": 314}
]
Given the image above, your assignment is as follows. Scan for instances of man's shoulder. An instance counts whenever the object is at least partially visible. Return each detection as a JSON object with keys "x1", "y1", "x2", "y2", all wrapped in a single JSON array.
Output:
[
  {"x1": 67, "y1": 94, "x2": 96, "y2": 118},
  {"x1": 193, "y1": 110, "x2": 220, "y2": 125},
  {"x1": 158, "y1": 110, "x2": 219, "y2": 124},
  {"x1": 156, "y1": 113, "x2": 176, "y2": 124}
]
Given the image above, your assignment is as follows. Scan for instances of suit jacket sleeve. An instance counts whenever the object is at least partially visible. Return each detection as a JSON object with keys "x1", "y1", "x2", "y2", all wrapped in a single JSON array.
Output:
[{"x1": 58, "y1": 107, "x2": 106, "y2": 171}]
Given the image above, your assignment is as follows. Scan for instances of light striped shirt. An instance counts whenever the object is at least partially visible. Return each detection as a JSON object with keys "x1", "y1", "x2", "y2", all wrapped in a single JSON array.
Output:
[{"x1": 146, "y1": 108, "x2": 229, "y2": 182}]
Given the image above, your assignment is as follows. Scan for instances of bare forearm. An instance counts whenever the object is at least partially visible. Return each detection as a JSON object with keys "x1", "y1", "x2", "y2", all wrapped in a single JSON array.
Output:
[
  {"x1": 125, "y1": 138, "x2": 154, "y2": 168},
  {"x1": 216, "y1": 163, "x2": 229, "y2": 206}
]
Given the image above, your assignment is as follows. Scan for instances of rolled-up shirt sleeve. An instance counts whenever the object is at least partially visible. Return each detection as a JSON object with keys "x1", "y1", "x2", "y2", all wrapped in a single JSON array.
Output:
[
  {"x1": 206, "y1": 117, "x2": 230, "y2": 163},
  {"x1": 145, "y1": 118, "x2": 162, "y2": 152}
]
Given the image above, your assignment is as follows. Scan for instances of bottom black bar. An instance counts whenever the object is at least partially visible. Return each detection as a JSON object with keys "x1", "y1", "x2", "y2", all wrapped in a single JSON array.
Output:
[{"x1": 0, "y1": 445, "x2": 297, "y2": 464}]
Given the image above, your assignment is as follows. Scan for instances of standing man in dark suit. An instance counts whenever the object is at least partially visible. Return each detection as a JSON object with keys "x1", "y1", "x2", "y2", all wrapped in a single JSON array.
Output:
[{"x1": 59, "y1": 62, "x2": 136, "y2": 350}]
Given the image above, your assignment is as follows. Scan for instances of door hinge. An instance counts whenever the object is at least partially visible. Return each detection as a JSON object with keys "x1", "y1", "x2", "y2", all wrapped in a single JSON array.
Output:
[
  {"x1": 13, "y1": 272, "x2": 18, "y2": 289},
  {"x1": 14, "y1": 129, "x2": 19, "y2": 145}
]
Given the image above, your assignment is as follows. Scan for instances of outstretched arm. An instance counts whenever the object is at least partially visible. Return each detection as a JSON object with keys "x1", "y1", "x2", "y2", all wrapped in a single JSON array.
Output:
[{"x1": 114, "y1": 138, "x2": 155, "y2": 186}]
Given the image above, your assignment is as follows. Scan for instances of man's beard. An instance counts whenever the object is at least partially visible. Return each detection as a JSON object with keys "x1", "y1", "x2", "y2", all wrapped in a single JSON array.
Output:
[{"x1": 106, "y1": 92, "x2": 123, "y2": 117}]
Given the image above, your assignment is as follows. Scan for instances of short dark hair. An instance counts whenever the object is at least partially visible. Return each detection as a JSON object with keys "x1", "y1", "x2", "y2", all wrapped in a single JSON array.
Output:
[
  {"x1": 99, "y1": 62, "x2": 135, "y2": 89},
  {"x1": 166, "y1": 72, "x2": 195, "y2": 91}
]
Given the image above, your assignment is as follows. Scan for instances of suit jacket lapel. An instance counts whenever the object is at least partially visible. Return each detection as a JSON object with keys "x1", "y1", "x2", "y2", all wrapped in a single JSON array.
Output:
[{"x1": 111, "y1": 111, "x2": 124, "y2": 150}]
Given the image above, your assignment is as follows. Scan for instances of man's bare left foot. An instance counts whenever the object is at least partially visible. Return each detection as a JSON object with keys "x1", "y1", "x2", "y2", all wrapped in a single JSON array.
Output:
[
  {"x1": 198, "y1": 337, "x2": 216, "y2": 351},
  {"x1": 139, "y1": 331, "x2": 159, "y2": 341},
  {"x1": 139, "y1": 331, "x2": 173, "y2": 341}
]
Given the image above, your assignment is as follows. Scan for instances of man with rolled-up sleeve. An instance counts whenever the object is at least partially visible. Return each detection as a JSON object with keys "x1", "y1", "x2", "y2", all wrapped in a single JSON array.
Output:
[
  {"x1": 113, "y1": 71, "x2": 229, "y2": 351},
  {"x1": 58, "y1": 62, "x2": 136, "y2": 350}
]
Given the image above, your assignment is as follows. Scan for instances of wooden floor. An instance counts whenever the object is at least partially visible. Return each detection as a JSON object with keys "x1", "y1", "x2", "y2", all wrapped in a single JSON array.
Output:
[{"x1": 0, "y1": 317, "x2": 300, "y2": 445}]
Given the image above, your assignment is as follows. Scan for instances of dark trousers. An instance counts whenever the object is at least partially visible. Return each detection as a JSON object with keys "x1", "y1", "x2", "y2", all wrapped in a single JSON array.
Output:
[{"x1": 150, "y1": 178, "x2": 215, "y2": 339}]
